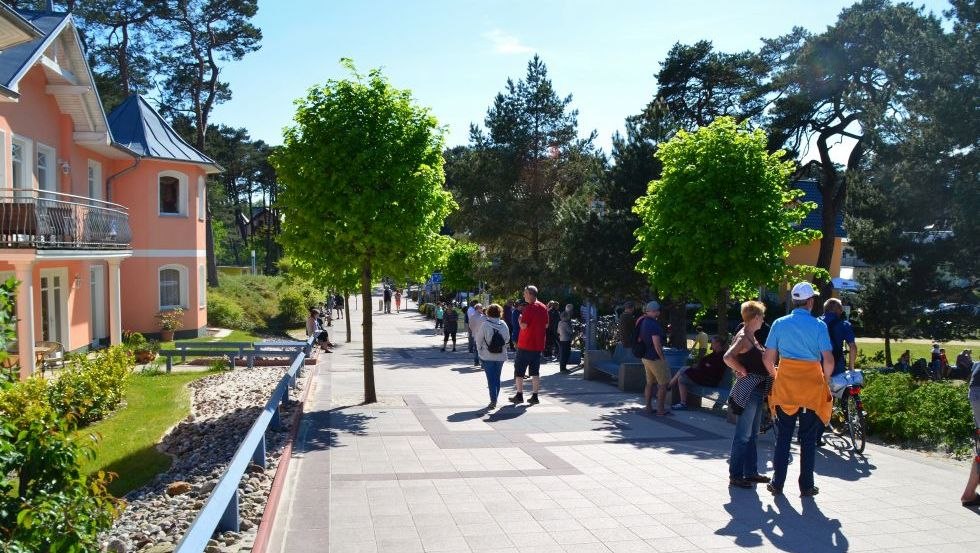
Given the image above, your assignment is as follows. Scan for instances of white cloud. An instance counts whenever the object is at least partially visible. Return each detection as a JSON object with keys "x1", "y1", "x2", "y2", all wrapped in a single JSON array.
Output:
[{"x1": 483, "y1": 29, "x2": 533, "y2": 55}]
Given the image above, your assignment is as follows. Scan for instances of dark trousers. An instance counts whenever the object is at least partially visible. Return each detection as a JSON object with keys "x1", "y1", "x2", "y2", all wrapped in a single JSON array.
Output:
[
  {"x1": 558, "y1": 340, "x2": 572, "y2": 371},
  {"x1": 443, "y1": 329, "x2": 456, "y2": 348},
  {"x1": 772, "y1": 406, "x2": 823, "y2": 491},
  {"x1": 435, "y1": 317, "x2": 443, "y2": 329}
]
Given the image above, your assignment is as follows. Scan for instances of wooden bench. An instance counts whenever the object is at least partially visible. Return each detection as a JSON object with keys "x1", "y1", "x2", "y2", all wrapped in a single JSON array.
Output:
[{"x1": 584, "y1": 344, "x2": 645, "y2": 392}]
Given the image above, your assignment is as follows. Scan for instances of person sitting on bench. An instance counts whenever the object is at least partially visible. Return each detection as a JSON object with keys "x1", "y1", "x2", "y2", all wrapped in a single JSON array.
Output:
[{"x1": 669, "y1": 335, "x2": 727, "y2": 409}]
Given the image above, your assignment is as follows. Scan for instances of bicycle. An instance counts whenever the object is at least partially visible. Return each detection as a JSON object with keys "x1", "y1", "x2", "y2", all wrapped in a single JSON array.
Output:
[{"x1": 829, "y1": 369, "x2": 867, "y2": 453}]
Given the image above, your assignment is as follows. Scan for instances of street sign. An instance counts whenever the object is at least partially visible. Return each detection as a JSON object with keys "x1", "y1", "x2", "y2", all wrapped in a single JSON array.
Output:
[{"x1": 431, "y1": 272, "x2": 443, "y2": 284}]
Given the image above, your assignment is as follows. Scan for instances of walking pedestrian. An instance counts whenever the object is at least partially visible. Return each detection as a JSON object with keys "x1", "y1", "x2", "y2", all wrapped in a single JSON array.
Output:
[
  {"x1": 764, "y1": 282, "x2": 834, "y2": 497},
  {"x1": 510, "y1": 286, "x2": 548, "y2": 405},
  {"x1": 637, "y1": 301, "x2": 670, "y2": 416},
  {"x1": 468, "y1": 303, "x2": 486, "y2": 366},
  {"x1": 334, "y1": 293, "x2": 344, "y2": 319},
  {"x1": 441, "y1": 306, "x2": 459, "y2": 351},
  {"x1": 510, "y1": 301, "x2": 524, "y2": 349},
  {"x1": 724, "y1": 301, "x2": 773, "y2": 489},
  {"x1": 466, "y1": 300, "x2": 477, "y2": 353},
  {"x1": 477, "y1": 304, "x2": 509, "y2": 410},
  {"x1": 558, "y1": 311, "x2": 573, "y2": 373},
  {"x1": 545, "y1": 301, "x2": 560, "y2": 358},
  {"x1": 383, "y1": 287, "x2": 392, "y2": 313},
  {"x1": 394, "y1": 289, "x2": 402, "y2": 313},
  {"x1": 435, "y1": 302, "x2": 444, "y2": 331},
  {"x1": 693, "y1": 326, "x2": 709, "y2": 361}
]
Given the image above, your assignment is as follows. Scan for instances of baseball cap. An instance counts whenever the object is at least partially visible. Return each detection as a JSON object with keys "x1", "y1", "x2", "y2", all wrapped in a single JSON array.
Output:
[
  {"x1": 644, "y1": 301, "x2": 661, "y2": 312},
  {"x1": 791, "y1": 282, "x2": 818, "y2": 300}
]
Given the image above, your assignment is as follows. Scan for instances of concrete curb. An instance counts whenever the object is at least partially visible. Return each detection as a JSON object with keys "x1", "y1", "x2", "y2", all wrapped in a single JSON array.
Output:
[{"x1": 250, "y1": 356, "x2": 321, "y2": 553}]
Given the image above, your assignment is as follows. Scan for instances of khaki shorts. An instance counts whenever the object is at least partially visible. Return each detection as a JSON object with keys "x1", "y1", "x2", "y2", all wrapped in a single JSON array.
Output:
[{"x1": 642, "y1": 358, "x2": 670, "y2": 386}]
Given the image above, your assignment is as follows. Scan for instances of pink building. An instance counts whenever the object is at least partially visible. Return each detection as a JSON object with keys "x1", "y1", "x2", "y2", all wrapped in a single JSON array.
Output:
[{"x1": 0, "y1": 5, "x2": 219, "y2": 379}]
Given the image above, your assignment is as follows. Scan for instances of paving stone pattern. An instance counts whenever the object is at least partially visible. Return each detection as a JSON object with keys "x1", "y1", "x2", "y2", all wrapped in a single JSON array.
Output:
[{"x1": 269, "y1": 295, "x2": 979, "y2": 553}]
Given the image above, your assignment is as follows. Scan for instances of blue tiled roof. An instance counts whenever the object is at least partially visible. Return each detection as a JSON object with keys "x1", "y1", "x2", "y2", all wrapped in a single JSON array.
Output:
[
  {"x1": 0, "y1": 10, "x2": 68, "y2": 90},
  {"x1": 108, "y1": 95, "x2": 218, "y2": 169},
  {"x1": 794, "y1": 179, "x2": 846, "y2": 238}
]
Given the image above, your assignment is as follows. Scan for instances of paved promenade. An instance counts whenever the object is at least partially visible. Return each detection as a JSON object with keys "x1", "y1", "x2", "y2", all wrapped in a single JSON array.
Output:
[{"x1": 269, "y1": 295, "x2": 978, "y2": 553}]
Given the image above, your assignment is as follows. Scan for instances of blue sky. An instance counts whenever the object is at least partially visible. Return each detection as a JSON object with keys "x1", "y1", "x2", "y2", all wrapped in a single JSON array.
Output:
[{"x1": 210, "y1": 0, "x2": 951, "y2": 155}]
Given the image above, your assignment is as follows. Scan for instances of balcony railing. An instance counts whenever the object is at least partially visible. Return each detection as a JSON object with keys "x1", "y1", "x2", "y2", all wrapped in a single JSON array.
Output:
[{"x1": 0, "y1": 189, "x2": 131, "y2": 250}]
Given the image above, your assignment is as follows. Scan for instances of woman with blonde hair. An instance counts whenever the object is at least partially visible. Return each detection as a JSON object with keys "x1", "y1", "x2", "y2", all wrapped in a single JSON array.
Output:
[{"x1": 723, "y1": 300, "x2": 772, "y2": 489}]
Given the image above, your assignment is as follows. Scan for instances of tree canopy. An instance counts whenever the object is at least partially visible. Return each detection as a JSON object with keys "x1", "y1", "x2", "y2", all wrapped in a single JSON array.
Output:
[
  {"x1": 273, "y1": 61, "x2": 455, "y2": 402},
  {"x1": 633, "y1": 117, "x2": 816, "y2": 319}
]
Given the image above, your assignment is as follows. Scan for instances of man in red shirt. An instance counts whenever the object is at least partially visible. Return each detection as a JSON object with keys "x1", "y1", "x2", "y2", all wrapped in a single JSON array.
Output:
[{"x1": 510, "y1": 285, "x2": 549, "y2": 405}]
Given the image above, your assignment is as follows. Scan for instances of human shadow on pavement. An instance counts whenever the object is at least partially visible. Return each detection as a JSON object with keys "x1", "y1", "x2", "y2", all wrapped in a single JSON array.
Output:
[
  {"x1": 447, "y1": 408, "x2": 486, "y2": 422},
  {"x1": 300, "y1": 407, "x2": 374, "y2": 451},
  {"x1": 450, "y1": 365, "x2": 483, "y2": 374},
  {"x1": 715, "y1": 488, "x2": 767, "y2": 548},
  {"x1": 485, "y1": 404, "x2": 528, "y2": 422},
  {"x1": 762, "y1": 495, "x2": 848, "y2": 553}
]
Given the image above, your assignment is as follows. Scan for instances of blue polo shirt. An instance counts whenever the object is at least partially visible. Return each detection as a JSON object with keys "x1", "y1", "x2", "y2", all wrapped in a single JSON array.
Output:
[
  {"x1": 819, "y1": 311, "x2": 856, "y2": 375},
  {"x1": 765, "y1": 308, "x2": 832, "y2": 361}
]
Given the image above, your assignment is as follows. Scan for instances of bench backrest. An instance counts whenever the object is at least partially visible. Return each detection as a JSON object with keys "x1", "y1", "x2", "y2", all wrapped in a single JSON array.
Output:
[
  {"x1": 611, "y1": 344, "x2": 639, "y2": 364},
  {"x1": 174, "y1": 341, "x2": 253, "y2": 350}
]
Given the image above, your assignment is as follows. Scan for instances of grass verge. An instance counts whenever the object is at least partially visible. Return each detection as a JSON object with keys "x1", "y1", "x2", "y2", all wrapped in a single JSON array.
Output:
[
  {"x1": 854, "y1": 339, "x2": 978, "y2": 364},
  {"x1": 77, "y1": 371, "x2": 215, "y2": 497}
]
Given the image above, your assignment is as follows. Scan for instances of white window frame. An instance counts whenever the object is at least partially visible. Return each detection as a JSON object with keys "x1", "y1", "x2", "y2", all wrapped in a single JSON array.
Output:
[
  {"x1": 36, "y1": 142, "x2": 56, "y2": 192},
  {"x1": 158, "y1": 264, "x2": 189, "y2": 310},
  {"x1": 11, "y1": 134, "x2": 31, "y2": 194},
  {"x1": 197, "y1": 176, "x2": 206, "y2": 221},
  {"x1": 198, "y1": 265, "x2": 206, "y2": 307},
  {"x1": 87, "y1": 159, "x2": 102, "y2": 201},
  {"x1": 157, "y1": 170, "x2": 188, "y2": 217}
]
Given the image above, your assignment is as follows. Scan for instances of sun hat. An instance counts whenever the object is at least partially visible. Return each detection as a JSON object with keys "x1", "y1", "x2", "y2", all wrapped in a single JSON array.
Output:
[{"x1": 791, "y1": 282, "x2": 818, "y2": 300}]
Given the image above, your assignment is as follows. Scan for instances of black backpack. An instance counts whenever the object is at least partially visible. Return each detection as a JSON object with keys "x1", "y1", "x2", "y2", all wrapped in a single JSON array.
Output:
[{"x1": 486, "y1": 326, "x2": 506, "y2": 353}]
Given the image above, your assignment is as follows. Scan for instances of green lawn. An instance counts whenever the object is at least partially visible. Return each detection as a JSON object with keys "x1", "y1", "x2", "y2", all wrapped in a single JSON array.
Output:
[
  {"x1": 77, "y1": 371, "x2": 215, "y2": 497},
  {"x1": 157, "y1": 329, "x2": 263, "y2": 351},
  {"x1": 854, "y1": 339, "x2": 978, "y2": 364}
]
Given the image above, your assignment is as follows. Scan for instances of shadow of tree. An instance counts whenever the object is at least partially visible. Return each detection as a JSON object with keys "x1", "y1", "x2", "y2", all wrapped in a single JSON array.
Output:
[{"x1": 300, "y1": 406, "x2": 374, "y2": 452}]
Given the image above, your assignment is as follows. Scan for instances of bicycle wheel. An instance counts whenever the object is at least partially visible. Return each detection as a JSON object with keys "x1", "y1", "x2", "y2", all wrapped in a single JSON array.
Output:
[{"x1": 846, "y1": 394, "x2": 866, "y2": 453}]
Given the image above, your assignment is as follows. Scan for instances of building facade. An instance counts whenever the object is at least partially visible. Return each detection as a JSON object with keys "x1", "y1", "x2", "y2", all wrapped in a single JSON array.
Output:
[{"x1": 0, "y1": 5, "x2": 218, "y2": 379}]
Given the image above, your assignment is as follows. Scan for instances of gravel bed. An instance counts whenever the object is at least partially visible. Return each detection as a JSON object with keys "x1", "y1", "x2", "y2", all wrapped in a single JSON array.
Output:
[{"x1": 101, "y1": 364, "x2": 311, "y2": 553}]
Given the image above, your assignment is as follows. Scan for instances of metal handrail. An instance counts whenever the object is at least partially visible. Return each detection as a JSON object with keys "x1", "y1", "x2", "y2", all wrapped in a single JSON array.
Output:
[
  {"x1": 175, "y1": 335, "x2": 315, "y2": 552},
  {"x1": 0, "y1": 189, "x2": 132, "y2": 249}
]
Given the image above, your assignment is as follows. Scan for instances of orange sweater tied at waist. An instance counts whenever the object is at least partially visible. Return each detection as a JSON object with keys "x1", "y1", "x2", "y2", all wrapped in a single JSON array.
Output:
[{"x1": 769, "y1": 357, "x2": 832, "y2": 426}]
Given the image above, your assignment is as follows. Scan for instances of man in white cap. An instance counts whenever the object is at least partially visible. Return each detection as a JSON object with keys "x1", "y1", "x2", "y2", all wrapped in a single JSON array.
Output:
[{"x1": 763, "y1": 281, "x2": 834, "y2": 497}]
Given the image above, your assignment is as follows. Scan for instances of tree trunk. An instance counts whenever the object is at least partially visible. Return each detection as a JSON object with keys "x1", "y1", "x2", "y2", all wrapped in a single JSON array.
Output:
[
  {"x1": 667, "y1": 297, "x2": 686, "y2": 350},
  {"x1": 344, "y1": 293, "x2": 352, "y2": 344},
  {"x1": 360, "y1": 259, "x2": 377, "y2": 404},
  {"x1": 716, "y1": 288, "x2": 729, "y2": 341},
  {"x1": 205, "y1": 207, "x2": 219, "y2": 286},
  {"x1": 883, "y1": 328, "x2": 892, "y2": 367}
]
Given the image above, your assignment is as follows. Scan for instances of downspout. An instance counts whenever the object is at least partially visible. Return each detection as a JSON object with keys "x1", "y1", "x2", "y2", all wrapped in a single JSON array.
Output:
[{"x1": 104, "y1": 156, "x2": 141, "y2": 203}]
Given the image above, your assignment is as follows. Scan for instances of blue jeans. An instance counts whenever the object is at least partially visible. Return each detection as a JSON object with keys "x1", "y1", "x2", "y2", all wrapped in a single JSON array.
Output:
[
  {"x1": 468, "y1": 333, "x2": 476, "y2": 354},
  {"x1": 482, "y1": 360, "x2": 503, "y2": 403},
  {"x1": 772, "y1": 406, "x2": 823, "y2": 491},
  {"x1": 729, "y1": 387, "x2": 764, "y2": 478}
]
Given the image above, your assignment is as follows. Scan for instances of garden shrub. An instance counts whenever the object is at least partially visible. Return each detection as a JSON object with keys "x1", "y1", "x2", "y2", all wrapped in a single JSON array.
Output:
[
  {"x1": 277, "y1": 279, "x2": 322, "y2": 326},
  {"x1": 208, "y1": 290, "x2": 253, "y2": 331},
  {"x1": 0, "y1": 411, "x2": 120, "y2": 551},
  {"x1": 47, "y1": 346, "x2": 133, "y2": 426},
  {"x1": 862, "y1": 371, "x2": 974, "y2": 452},
  {"x1": 0, "y1": 376, "x2": 52, "y2": 429}
]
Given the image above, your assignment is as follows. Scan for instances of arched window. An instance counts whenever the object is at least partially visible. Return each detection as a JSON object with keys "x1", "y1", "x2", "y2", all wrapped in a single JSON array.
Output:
[
  {"x1": 159, "y1": 264, "x2": 188, "y2": 309},
  {"x1": 158, "y1": 171, "x2": 188, "y2": 216}
]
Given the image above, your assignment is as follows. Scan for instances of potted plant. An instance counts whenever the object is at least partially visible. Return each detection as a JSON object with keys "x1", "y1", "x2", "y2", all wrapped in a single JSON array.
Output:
[
  {"x1": 123, "y1": 331, "x2": 160, "y2": 363},
  {"x1": 156, "y1": 307, "x2": 185, "y2": 342}
]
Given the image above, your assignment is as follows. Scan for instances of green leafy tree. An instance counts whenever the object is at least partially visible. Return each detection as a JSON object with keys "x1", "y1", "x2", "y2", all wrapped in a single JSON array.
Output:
[
  {"x1": 441, "y1": 241, "x2": 479, "y2": 295},
  {"x1": 273, "y1": 62, "x2": 455, "y2": 403},
  {"x1": 633, "y1": 117, "x2": 817, "y2": 333}
]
